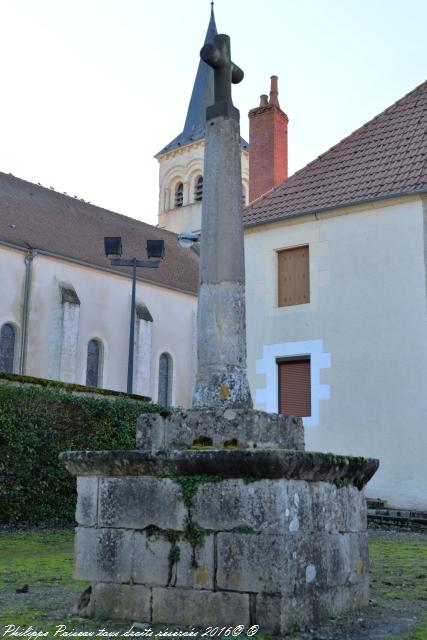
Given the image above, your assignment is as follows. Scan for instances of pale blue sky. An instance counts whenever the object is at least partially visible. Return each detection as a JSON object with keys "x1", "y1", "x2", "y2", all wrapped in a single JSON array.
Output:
[{"x1": 0, "y1": 0, "x2": 425, "y2": 226}]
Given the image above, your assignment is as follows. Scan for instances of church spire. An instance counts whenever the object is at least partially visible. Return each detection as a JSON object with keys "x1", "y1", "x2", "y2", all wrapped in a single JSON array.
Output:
[{"x1": 156, "y1": 7, "x2": 217, "y2": 155}]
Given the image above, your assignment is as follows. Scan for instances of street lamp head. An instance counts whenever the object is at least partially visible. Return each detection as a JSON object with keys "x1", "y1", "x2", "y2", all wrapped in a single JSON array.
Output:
[
  {"x1": 178, "y1": 236, "x2": 194, "y2": 249},
  {"x1": 104, "y1": 236, "x2": 123, "y2": 258},
  {"x1": 147, "y1": 239, "x2": 165, "y2": 259}
]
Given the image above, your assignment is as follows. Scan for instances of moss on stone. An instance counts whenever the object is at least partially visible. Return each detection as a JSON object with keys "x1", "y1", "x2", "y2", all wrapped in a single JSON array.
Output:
[
  {"x1": 191, "y1": 435, "x2": 213, "y2": 448},
  {"x1": 183, "y1": 516, "x2": 206, "y2": 568},
  {"x1": 145, "y1": 525, "x2": 182, "y2": 543},
  {"x1": 172, "y1": 474, "x2": 223, "y2": 508},
  {"x1": 165, "y1": 529, "x2": 181, "y2": 543},
  {"x1": 0, "y1": 371, "x2": 150, "y2": 401},
  {"x1": 157, "y1": 470, "x2": 222, "y2": 565},
  {"x1": 325, "y1": 452, "x2": 350, "y2": 468},
  {"x1": 168, "y1": 540, "x2": 181, "y2": 564},
  {"x1": 167, "y1": 540, "x2": 181, "y2": 586},
  {"x1": 222, "y1": 438, "x2": 238, "y2": 448},
  {"x1": 333, "y1": 478, "x2": 349, "y2": 488},
  {"x1": 242, "y1": 475, "x2": 258, "y2": 484},
  {"x1": 183, "y1": 516, "x2": 205, "y2": 549}
]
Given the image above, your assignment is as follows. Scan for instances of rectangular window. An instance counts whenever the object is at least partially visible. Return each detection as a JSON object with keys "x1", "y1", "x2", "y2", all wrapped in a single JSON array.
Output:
[
  {"x1": 278, "y1": 357, "x2": 311, "y2": 417},
  {"x1": 277, "y1": 245, "x2": 310, "y2": 307}
]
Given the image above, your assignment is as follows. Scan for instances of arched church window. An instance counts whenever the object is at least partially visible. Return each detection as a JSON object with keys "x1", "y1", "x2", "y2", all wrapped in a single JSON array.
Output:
[
  {"x1": 194, "y1": 175, "x2": 203, "y2": 202},
  {"x1": 175, "y1": 183, "x2": 183, "y2": 208},
  {"x1": 86, "y1": 339, "x2": 102, "y2": 387},
  {"x1": 0, "y1": 323, "x2": 16, "y2": 373},
  {"x1": 158, "y1": 352, "x2": 172, "y2": 406}
]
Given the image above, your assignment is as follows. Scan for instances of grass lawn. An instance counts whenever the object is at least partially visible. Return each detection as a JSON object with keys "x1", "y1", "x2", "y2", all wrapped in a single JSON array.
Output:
[
  {"x1": 368, "y1": 531, "x2": 427, "y2": 640},
  {"x1": 0, "y1": 528, "x2": 426, "y2": 639}
]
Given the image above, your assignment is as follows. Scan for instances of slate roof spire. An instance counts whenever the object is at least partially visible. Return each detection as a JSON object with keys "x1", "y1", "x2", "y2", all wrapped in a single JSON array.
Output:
[
  {"x1": 156, "y1": 7, "x2": 216, "y2": 155},
  {"x1": 157, "y1": 5, "x2": 248, "y2": 155}
]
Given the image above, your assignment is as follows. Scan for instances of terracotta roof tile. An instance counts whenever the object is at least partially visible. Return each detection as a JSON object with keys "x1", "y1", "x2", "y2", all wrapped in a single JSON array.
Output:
[
  {"x1": 244, "y1": 81, "x2": 427, "y2": 227},
  {"x1": 0, "y1": 173, "x2": 198, "y2": 295}
]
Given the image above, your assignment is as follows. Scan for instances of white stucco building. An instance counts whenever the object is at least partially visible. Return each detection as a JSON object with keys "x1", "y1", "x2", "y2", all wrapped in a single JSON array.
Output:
[
  {"x1": 244, "y1": 80, "x2": 427, "y2": 509},
  {"x1": 0, "y1": 172, "x2": 198, "y2": 406}
]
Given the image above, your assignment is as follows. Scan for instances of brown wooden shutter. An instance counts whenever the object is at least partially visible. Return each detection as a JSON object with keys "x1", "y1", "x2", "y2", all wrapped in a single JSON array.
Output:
[
  {"x1": 278, "y1": 359, "x2": 311, "y2": 416},
  {"x1": 278, "y1": 246, "x2": 310, "y2": 307}
]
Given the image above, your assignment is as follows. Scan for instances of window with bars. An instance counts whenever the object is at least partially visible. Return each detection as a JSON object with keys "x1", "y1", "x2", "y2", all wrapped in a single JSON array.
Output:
[
  {"x1": 194, "y1": 175, "x2": 203, "y2": 202},
  {"x1": 277, "y1": 245, "x2": 310, "y2": 307},
  {"x1": 175, "y1": 182, "x2": 183, "y2": 208},
  {"x1": 86, "y1": 339, "x2": 102, "y2": 387},
  {"x1": 278, "y1": 357, "x2": 311, "y2": 417},
  {"x1": 0, "y1": 323, "x2": 16, "y2": 373},
  {"x1": 158, "y1": 352, "x2": 172, "y2": 406}
]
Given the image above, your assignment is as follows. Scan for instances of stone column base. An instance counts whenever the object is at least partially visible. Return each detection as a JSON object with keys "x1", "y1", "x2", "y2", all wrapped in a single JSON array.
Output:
[{"x1": 61, "y1": 447, "x2": 378, "y2": 634}]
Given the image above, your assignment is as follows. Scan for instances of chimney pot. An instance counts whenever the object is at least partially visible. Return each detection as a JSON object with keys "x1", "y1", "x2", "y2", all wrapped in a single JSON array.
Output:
[
  {"x1": 259, "y1": 94, "x2": 269, "y2": 107},
  {"x1": 269, "y1": 75, "x2": 280, "y2": 107}
]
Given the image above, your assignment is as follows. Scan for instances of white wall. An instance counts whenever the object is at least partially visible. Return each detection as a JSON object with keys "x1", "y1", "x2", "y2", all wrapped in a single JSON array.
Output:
[
  {"x1": 0, "y1": 245, "x2": 26, "y2": 371},
  {"x1": 0, "y1": 246, "x2": 197, "y2": 407},
  {"x1": 245, "y1": 196, "x2": 427, "y2": 509},
  {"x1": 157, "y1": 141, "x2": 249, "y2": 235}
]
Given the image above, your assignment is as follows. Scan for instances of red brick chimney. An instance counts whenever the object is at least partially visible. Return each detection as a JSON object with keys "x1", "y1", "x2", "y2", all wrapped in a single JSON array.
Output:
[{"x1": 248, "y1": 76, "x2": 289, "y2": 203}]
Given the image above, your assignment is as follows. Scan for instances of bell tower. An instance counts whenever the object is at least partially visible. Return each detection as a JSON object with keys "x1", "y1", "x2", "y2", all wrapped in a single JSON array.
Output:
[{"x1": 155, "y1": 4, "x2": 249, "y2": 234}]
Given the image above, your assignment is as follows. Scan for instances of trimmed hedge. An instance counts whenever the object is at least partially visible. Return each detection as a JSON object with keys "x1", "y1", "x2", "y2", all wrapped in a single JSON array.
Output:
[
  {"x1": 0, "y1": 382, "x2": 162, "y2": 526},
  {"x1": 0, "y1": 370, "x2": 150, "y2": 401}
]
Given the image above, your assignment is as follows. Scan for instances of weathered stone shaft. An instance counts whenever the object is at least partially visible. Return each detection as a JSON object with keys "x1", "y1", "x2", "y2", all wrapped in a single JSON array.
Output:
[{"x1": 193, "y1": 114, "x2": 252, "y2": 409}]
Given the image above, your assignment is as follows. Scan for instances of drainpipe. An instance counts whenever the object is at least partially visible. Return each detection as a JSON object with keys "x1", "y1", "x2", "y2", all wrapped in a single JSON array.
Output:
[{"x1": 19, "y1": 248, "x2": 37, "y2": 374}]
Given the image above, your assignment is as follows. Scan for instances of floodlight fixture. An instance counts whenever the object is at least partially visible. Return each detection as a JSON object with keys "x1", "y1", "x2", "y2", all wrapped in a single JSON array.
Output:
[
  {"x1": 102, "y1": 235, "x2": 165, "y2": 395},
  {"x1": 178, "y1": 230, "x2": 201, "y2": 249}
]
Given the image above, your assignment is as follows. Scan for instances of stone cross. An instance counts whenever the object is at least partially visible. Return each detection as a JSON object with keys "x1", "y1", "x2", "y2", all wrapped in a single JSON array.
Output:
[
  {"x1": 192, "y1": 34, "x2": 252, "y2": 409},
  {"x1": 200, "y1": 34, "x2": 244, "y2": 120}
]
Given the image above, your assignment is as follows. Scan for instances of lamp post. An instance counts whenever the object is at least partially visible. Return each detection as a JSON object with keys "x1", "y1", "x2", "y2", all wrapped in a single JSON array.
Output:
[{"x1": 104, "y1": 236, "x2": 165, "y2": 394}]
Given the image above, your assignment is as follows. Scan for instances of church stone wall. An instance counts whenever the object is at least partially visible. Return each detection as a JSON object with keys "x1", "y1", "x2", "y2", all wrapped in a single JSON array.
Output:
[
  {"x1": 0, "y1": 245, "x2": 26, "y2": 371},
  {"x1": 157, "y1": 141, "x2": 249, "y2": 235},
  {"x1": 0, "y1": 248, "x2": 196, "y2": 407},
  {"x1": 58, "y1": 299, "x2": 81, "y2": 382},
  {"x1": 134, "y1": 317, "x2": 152, "y2": 398}
]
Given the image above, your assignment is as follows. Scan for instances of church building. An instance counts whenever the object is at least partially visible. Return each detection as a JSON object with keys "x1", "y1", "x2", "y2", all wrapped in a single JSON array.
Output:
[
  {"x1": 155, "y1": 6, "x2": 249, "y2": 236},
  {"x1": 0, "y1": 175, "x2": 198, "y2": 406}
]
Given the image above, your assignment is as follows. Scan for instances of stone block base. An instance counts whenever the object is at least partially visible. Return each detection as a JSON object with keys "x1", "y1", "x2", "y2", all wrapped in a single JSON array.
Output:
[
  {"x1": 85, "y1": 578, "x2": 368, "y2": 633},
  {"x1": 61, "y1": 446, "x2": 378, "y2": 634},
  {"x1": 136, "y1": 407, "x2": 304, "y2": 451}
]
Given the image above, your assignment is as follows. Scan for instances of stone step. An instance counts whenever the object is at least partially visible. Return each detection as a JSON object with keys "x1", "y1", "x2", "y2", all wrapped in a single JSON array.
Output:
[
  {"x1": 368, "y1": 507, "x2": 427, "y2": 531},
  {"x1": 366, "y1": 498, "x2": 387, "y2": 509}
]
